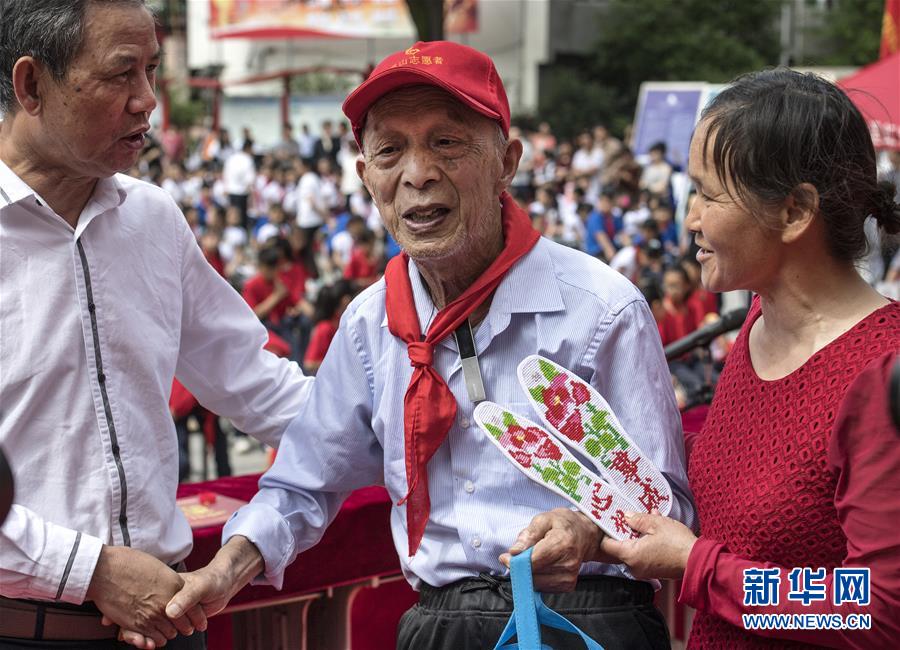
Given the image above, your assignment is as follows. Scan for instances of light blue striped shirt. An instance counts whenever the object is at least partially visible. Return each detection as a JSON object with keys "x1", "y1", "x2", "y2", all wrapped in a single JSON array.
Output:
[{"x1": 224, "y1": 237, "x2": 695, "y2": 590}]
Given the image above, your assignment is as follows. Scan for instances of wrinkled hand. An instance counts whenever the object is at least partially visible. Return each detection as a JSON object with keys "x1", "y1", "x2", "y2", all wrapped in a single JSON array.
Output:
[
  {"x1": 117, "y1": 536, "x2": 264, "y2": 649},
  {"x1": 86, "y1": 546, "x2": 199, "y2": 649},
  {"x1": 600, "y1": 510, "x2": 697, "y2": 580},
  {"x1": 499, "y1": 508, "x2": 605, "y2": 592}
]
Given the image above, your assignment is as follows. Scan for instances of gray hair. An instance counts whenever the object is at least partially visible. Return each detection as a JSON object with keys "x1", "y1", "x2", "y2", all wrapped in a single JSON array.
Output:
[{"x1": 0, "y1": 0, "x2": 148, "y2": 115}]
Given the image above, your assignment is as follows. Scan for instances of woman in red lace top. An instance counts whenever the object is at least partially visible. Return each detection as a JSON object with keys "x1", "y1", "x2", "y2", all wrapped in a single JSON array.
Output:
[{"x1": 602, "y1": 69, "x2": 900, "y2": 648}]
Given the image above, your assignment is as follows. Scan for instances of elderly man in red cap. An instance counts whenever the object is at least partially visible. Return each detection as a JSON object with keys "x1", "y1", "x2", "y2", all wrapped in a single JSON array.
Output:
[{"x1": 157, "y1": 42, "x2": 692, "y2": 649}]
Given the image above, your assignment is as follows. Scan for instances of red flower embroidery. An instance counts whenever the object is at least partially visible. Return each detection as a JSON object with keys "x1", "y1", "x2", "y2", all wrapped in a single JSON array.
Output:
[
  {"x1": 558, "y1": 411, "x2": 585, "y2": 442},
  {"x1": 542, "y1": 374, "x2": 573, "y2": 427},
  {"x1": 533, "y1": 438, "x2": 562, "y2": 461},
  {"x1": 571, "y1": 381, "x2": 590, "y2": 405},
  {"x1": 501, "y1": 425, "x2": 540, "y2": 451},
  {"x1": 510, "y1": 450, "x2": 533, "y2": 468}
]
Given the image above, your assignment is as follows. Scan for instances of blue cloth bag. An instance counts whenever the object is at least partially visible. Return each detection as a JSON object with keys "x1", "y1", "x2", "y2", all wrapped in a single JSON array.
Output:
[{"x1": 493, "y1": 547, "x2": 605, "y2": 650}]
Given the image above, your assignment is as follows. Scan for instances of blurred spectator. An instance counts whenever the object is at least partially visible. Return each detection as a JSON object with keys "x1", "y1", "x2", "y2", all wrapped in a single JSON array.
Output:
[
  {"x1": 298, "y1": 123, "x2": 316, "y2": 165},
  {"x1": 273, "y1": 123, "x2": 301, "y2": 161},
  {"x1": 640, "y1": 141, "x2": 673, "y2": 196},
  {"x1": 220, "y1": 205, "x2": 249, "y2": 261},
  {"x1": 331, "y1": 215, "x2": 367, "y2": 269},
  {"x1": 199, "y1": 230, "x2": 226, "y2": 277},
  {"x1": 314, "y1": 120, "x2": 340, "y2": 166},
  {"x1": 659, "y1": 266, "x2": 699, "y2": 346},
  {"x1": 303, "y1": 280, "x2": 355, "y2": 374},
  {"x1": 343, "y1": 229, "x2": 379, "y2": 287},
  {"x1": 223, "y1": 139, "x2": 256, "y2": 228},
  {"x1": 338, "y1": 138, "x2": 363, "y2": 202},
  {"x1": 530, "y1": 121, "x2": 556, "y2": 157},
  {"x1": 256, "y1": 203, "x2": 291, "y2": 244},
  {"x1": 170, "y1": 379, "x2": 231, "y2": 482},
  {"x1": 680, "y1": 256, "x2": 719, "y2": 321},
  {"x1": 571, "y1": 131, "x2": 602, "y2": 198},
  {"x1": 585, "y1": 192, "x2": 622, "y2": 260},
  {"x1": 242, "y1": 246, "x2": 291, "y2": 327}
]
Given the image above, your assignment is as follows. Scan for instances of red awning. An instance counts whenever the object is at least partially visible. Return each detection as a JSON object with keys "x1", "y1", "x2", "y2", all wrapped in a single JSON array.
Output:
[{"x1": 838, "y1": 52, "x2": 900, "y2": 151}]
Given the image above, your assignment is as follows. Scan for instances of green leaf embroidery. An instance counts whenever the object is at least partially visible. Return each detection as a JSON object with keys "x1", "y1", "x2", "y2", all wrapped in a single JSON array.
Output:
[
  {"x1": 502, "y1": 411, "x2": 518, "y2": 428},
  {"x1": 562, "y1": 460, "x2": 582, "y2": 476},
  {"x1": 483, "y1": 423, "x2": 504, "y2": 440},
  {"x1": 538, "y1": 359, "x2": 559, "y2": 381},
  {"x1": 529, "y1": 385, "x2": 545, "y2": 403}
]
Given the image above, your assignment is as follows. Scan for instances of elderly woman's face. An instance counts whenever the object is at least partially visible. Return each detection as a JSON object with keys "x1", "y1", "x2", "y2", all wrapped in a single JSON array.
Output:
[
  {"x1": 357, "y1": 87, "x2": 509, "y2": 262},
  {"x1": 684, "y1": 120, "x2": 782, "y2": 294}
]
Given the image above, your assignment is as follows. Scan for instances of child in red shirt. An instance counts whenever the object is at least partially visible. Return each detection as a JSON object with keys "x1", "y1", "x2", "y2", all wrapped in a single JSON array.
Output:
[
  {"x1": 660, "y1": 266, "x2": 699, "y2": 346},
  {"x1": 303, "y1": 280, "x2": 356, "y2": 373},
  {"x1": 343, "y1": 230, "x2": 379, "y2": 287},
  {"x1": 242, "y1": 246, "x2": 291, "y2": 326}
]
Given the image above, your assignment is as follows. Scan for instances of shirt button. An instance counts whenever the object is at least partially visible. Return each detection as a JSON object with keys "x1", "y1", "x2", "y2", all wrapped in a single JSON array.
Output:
[
  {"x1": 464, "y1": 480, "x2": 475, "y2": 494},
  {"x1": 471, "y1": 536, "x2": 482, "y2": 549},
  {"x1": 460, "y1": 417, "x2": 471, "y2": 429},
  {"x1": 98, "y1": 372, "x2": 106, "y2": 384}
]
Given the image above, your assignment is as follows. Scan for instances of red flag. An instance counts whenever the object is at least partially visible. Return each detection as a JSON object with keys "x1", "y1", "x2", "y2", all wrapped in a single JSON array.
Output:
[{"x1": 882, "y1": 0, "x2": 900, "y2": 59}]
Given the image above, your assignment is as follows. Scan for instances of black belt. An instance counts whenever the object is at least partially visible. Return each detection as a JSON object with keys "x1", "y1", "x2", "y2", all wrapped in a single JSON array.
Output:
[
  {"x1": 0, "y1": 560, "x2": 188, "y2": 641},
  {"x1": 419, "y1": 573, "x2": 655, "y2": 613},
  {"x1": 0, "y1": 596, "x2": 116, "y2": 641}
]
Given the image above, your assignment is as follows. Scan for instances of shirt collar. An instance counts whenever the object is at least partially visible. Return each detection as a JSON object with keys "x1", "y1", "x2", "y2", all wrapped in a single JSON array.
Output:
[
  {"x1": 0, "y1": 159, "x2": 126, "y2": 234},
  {"x1": 379, "y1": 238, "x2": 565, "y2": 331},
  {"x1": 0, "y1": 158, "x2": 40, "y2": 207},
  {"x1": 75, "y1": 174, "x2": 126, "y2": 238}
]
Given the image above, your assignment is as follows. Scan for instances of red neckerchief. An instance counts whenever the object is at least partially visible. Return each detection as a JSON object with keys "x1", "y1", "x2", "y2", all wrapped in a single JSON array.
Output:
[{"x1": 384, "y1": 192, "x2": 540, "y2": 556}]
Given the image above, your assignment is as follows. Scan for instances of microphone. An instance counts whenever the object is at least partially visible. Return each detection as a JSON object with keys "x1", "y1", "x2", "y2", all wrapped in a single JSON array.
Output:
[
  {"x1": 664, "y1": 307, "x2": 749, "y2": 361},
  {"x1": 0, "y1": 447, "x2": 12, "y2": 525}
]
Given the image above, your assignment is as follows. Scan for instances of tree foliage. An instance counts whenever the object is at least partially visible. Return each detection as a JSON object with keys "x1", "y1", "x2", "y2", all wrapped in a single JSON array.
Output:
[
  {"x1": 538, "y1": 0, "x2": 781, "y2": 138},
  {"x1": 811, "y1": 0, "x2": 884, "y2": 66}
]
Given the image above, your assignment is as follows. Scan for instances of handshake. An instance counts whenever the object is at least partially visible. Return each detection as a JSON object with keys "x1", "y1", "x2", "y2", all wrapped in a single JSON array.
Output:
[{"x1": 87, "y1": 536, "x2": 263, "y2": 649}]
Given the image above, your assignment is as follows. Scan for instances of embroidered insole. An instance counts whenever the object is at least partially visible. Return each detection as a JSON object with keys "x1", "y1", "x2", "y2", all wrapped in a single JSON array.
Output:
[
  {"x1": 516, "y1": 355, "x2": 672, "y2": 516},
  {"x1": 474, "y1": 402, "x2": 641, "y2": 540}
]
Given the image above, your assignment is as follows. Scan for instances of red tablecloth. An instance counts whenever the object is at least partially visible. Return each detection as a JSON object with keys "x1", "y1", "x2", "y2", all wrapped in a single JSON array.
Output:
[{"x1": 177, "y1": 478, "x2": 399, "y2": 607}]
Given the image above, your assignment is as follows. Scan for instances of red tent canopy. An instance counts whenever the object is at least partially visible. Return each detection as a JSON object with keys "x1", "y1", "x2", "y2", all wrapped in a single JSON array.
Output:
[{"x1": 838, "y1": 52, "x2": 900, "y2": 151}]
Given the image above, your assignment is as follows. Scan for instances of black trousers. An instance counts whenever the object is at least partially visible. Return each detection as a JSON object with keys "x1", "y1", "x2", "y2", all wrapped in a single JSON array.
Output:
[
  {"x1": 397, "y1": 574, "x2": 670, "y2": 650},
  {"x1": 227, "y1": 193, "x2": 249, "y2": 229}
]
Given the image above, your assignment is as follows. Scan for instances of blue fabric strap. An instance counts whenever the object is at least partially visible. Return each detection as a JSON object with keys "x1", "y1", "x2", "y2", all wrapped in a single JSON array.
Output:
[{"x1": 493, "y1": 548, "x2": 605, "y2": 650}]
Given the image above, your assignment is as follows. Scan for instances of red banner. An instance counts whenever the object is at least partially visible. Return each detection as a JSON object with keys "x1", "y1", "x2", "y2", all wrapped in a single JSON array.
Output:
[{"x1": 209, "y1": 0, "x2": 478, "y2": 40}]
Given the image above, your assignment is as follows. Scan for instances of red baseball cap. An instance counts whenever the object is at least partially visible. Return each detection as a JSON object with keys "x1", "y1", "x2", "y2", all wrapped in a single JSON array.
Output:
[{"x1": 342, "y1": 41, "x2": 510, "y2": 149}]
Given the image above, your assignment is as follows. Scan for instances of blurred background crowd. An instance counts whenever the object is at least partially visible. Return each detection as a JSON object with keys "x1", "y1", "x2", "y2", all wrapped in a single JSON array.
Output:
[
  {"x1": 128, "y1": 0, "x2": 900, "y2": 481},
  {"x1": 128, "y1": 119, "x2": 900, "y2": 481}
]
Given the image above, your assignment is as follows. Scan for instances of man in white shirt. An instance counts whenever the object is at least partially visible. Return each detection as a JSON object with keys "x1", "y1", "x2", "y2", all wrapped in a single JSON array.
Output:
[
  {"x1": 221, "y1": 139, "x2": 256, "y2": 229},
  {"x1": 0, "y1": 2, "x2": 310, "y2": 648}
]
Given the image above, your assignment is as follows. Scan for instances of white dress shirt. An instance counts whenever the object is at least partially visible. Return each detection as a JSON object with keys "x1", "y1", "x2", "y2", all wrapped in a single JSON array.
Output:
[
  {"x1": 0, "y1": 161, "x2": 311, "y2": 604},
  {"x1": 224, "y1": 236, "x2": 695, "y2": 590}
]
